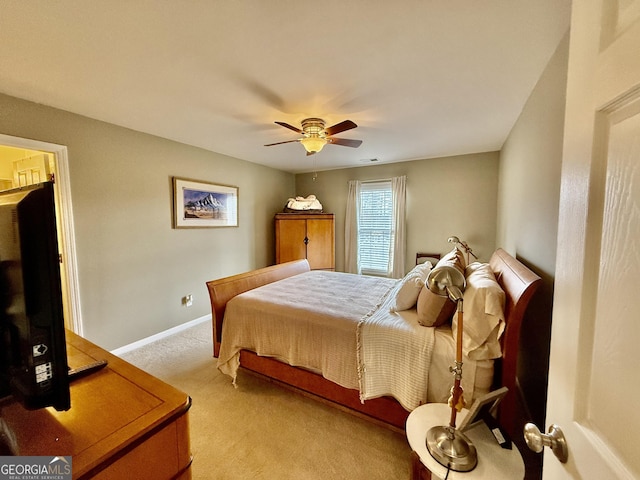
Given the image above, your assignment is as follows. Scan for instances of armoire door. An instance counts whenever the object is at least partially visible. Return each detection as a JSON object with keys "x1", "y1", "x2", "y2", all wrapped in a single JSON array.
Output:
[
  {"x1": 306, "y1": 218, "x2": 335, "y2": 270},
  {"x1": 275, "y1": 218, "x2": 307, "y2": 264}
]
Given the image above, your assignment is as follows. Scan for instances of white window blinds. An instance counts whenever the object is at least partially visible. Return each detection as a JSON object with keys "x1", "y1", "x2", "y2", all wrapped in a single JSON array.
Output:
[{"x1": 358, "y1": 180, "x2": 393, "y2": 275}]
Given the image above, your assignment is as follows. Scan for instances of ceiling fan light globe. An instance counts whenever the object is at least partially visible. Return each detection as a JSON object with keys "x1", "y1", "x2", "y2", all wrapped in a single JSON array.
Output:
[{"x1": 301, "y1": 136, "x2": 327, "y2": 154}]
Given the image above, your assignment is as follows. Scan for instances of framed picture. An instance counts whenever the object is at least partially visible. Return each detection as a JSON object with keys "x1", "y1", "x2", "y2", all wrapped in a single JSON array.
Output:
[
  {"x1": 458, "y1": 386, "x2": 508, "y2": 432},
  {"x1": 173, "y1": 177, "x2": 238, "y2": 228}
]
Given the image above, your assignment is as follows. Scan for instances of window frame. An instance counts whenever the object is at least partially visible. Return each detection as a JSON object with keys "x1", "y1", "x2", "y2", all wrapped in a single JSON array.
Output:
[{"x1": 357, "y1": 180, "x2": 394, "y2": 276}]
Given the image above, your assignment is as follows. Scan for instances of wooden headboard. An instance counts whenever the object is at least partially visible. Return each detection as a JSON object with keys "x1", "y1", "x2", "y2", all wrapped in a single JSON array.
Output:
[{"x1": 489, "y1": 248, "x2": 542, "y2": 431}]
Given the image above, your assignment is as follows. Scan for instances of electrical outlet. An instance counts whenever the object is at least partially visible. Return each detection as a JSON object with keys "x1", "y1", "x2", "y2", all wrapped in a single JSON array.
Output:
[{"x1": 182, "y1": 294, "x2": 193, "y2": 307}]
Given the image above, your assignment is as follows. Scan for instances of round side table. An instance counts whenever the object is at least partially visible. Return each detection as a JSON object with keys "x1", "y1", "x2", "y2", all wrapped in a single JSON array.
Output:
[{"x1": 407, "y1": 403, "x2": 524, "y2": 480}]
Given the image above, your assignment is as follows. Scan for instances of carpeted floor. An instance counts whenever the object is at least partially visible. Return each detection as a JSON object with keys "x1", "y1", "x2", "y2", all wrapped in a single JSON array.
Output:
[{"x1": 119, "y1": 321, "x2": 412, "y2": 479}]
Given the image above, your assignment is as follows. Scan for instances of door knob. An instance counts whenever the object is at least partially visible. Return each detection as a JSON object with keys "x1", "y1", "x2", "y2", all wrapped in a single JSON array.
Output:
[{"x1": 523, "y1": 423, "x2": 568, "y2": 463}]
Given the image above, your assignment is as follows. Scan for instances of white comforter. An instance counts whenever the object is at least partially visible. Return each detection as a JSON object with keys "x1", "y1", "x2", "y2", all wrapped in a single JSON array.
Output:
[{"x1": 217, "y1": 270, "x2": 438, "y2": 410}]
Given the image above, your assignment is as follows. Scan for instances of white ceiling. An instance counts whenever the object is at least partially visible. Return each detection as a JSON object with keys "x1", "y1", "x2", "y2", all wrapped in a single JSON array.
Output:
[{"x1": 0, "y1": 1, "x2": 570, "y2": 174}]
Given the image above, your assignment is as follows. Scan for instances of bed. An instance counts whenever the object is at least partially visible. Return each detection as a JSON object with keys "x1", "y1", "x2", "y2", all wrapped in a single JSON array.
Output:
[{"x1": 206, "y1": 248, "x2": 541, "y2": 432}]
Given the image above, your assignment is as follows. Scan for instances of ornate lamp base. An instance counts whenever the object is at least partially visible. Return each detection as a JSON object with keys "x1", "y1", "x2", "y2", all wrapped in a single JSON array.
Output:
[{"x1": 426, "y1": 425, "x2": 478, "y2": 472}]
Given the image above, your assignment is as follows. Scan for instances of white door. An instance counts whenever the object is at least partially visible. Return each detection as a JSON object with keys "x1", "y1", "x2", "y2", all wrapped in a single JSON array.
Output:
[{"x1": 544, "y1": 0, "x2": 640, "y2": 478}]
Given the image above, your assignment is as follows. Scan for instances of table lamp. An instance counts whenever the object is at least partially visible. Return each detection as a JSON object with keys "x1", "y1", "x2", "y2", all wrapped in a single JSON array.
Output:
[{"x1": 425, "y1": 263, "x2": 478, "y2": 472}]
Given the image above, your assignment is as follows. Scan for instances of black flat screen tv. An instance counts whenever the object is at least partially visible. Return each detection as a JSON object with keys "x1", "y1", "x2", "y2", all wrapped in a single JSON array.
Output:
[{"x1": 0, "y1": 181, "x2": 70, "y2": 411}]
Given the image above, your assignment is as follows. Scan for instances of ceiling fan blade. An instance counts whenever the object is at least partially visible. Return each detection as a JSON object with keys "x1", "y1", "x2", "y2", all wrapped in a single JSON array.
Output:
[
  {"x1": 324, "y1": 120, "x2": 357, "y2": 136},
  {"x1": 306, "y1": 150, "x2": 316, "y2": 156},
  {"x1": 275, "y1": 121, "x2": 303, "y2": 134},
  {"x1": 327, "y1": 137, "x2": 362, "y2": 148},
  {"x1": 264, "y1": 139, "x2": 300, "y2": 146}
]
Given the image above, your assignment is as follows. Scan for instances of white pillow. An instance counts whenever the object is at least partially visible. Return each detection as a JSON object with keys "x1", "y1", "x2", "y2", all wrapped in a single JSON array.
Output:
[
  {"x1": 453, "y1": 262, "x2": 506, "y2": 360},
  {"x1": 391, "y1": 262, "x2": 433, "y2": 311}
]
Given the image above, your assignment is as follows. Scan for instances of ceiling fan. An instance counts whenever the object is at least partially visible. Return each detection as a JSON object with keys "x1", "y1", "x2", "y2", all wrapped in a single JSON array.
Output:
[{"x1": 264, "y1": 118, "x2": 362, "y2": 155}]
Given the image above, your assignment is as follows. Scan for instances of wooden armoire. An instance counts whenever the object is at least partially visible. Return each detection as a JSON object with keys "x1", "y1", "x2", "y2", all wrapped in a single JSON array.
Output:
[{"x1": 275, "y1": 213, "x2": 335, "y2": 270}]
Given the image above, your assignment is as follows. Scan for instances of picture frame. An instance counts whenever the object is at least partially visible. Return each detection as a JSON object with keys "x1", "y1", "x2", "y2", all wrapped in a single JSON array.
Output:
[
  {"x1": 172, "y1": 177, "x2": 238, "y2": 228},
  {"x1": 458, "y1": 386, "x2": 508, "y2": 432}
]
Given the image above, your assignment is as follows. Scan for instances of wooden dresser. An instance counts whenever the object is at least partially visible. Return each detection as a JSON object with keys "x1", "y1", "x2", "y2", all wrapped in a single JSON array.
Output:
[
  {"x1": 275, "y1": 213, "x2": 335, "y2": 270},
  {"x1": 0, "y1": 331, "x2": 192, "y2": 480}
]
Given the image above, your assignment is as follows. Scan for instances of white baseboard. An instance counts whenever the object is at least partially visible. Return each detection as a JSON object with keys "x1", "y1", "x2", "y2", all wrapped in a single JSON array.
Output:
[{"x1": 111, "y1": 314, "x2": 211, "y2": 356}]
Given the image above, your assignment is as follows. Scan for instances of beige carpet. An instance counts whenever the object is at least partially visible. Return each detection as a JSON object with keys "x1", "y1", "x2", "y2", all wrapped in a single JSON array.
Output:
[{"x1": 120, "y1": 321, "x2": 412, "y2": 479}]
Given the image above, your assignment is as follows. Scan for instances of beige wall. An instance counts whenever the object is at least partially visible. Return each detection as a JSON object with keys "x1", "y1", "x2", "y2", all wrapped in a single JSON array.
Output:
[
  {"x1": 0, "y1": 93, "x2": 294, "y2": 350},
  {"x1": 496, "y1": 31, "x2": 569, "y2": 426},
  {"x1": 497, "y1": 32, "x2": 569, "y2": 276},
  {"x1": 295, "y1": 151, "x2": 500, "y2": 274}
]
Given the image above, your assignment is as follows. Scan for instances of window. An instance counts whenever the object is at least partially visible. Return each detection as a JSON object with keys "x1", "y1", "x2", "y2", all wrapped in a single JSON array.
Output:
[
  {"x1": 358, "y1": 181, "x2": 393, "y2": 275},
  {"x1": 345, "y1": 176, "x2": 405, "y2": 278}
]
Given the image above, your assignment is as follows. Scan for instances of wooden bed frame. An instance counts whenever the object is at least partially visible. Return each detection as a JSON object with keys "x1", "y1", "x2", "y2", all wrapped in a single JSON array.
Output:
[{"x1": 206, "y1": 248, "x2": 541, "y2": 432}]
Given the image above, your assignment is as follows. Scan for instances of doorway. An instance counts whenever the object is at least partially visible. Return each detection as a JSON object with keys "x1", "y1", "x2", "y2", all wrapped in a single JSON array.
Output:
[{"x1": 0, "y1": 134, "x2": 82, "y2": 335}]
